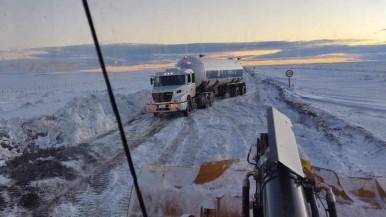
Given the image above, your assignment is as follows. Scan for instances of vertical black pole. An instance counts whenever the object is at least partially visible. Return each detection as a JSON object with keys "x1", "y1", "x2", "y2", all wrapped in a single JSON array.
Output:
[
  {"x1": 82, "y1": 1, "x2": 148, "y2": 216},
  {"x1": 288, "y1": 77, "x2": 291, "y2": 88}
]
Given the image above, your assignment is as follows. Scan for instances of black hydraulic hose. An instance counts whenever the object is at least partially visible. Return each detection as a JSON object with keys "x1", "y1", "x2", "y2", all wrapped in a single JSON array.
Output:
[
  {"x1": 242, "y1": 171, "x2": 255, "y2": 217},
  {"x1": 326, "y1": 191, "x2": 337, "y2": 217},
  {"x1": 82, "y1": 1, "x2": 148, "y2": 217},
  {"x1": 320, "y1": 184, "x2": 337, "y2": 217},
  {"x1": 247, "y1": 146, "x2": 257, "y2": 166},
  {"x1": 307, "y1": 192, "x2": 320, "y2": 217},
  {"x1": 327, "y1": 201, "x2": 337, "y2": 217},
  {"x1": 302, "y1": 179, "x2": 319, "y2": 217}
]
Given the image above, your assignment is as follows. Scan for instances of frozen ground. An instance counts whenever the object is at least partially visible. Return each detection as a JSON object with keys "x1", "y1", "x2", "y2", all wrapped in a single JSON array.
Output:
[{"x1": 0, "y1": 61, "x2": 385, "y2": 216}]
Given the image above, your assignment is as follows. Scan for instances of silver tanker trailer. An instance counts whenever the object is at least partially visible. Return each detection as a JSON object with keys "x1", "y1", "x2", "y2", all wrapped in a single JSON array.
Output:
[{"x1": 146, "y1": 55, "x2": 246, "y2": 117}]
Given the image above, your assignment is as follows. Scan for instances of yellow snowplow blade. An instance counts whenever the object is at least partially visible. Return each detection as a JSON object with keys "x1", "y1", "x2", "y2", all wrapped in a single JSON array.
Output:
[
  {"x1": 128, "y1": 159, "x2": 249, "y2": 217},
  {"x1": 311, "y1": 166, "x2": 386, "y2": 210},
  {"x1": 128, "y1": 160, "x2": 386, "y2": 217}
]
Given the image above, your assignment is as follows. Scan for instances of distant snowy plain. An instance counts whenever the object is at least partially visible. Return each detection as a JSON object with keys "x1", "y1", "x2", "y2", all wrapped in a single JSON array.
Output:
[{"x1": 0, "y1": 61, "x2": 385, "y2": 216}]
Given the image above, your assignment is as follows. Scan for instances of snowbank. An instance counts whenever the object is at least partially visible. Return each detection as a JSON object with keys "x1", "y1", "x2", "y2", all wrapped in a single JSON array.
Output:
[{"x1": 0, "y1": 90, "x2": 149, "y2": 162}]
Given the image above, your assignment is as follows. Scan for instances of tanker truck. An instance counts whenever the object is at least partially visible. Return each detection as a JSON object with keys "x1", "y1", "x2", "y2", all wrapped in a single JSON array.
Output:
[{"x1": 146, "y1": 55, "x2": 246, "y2": 117}]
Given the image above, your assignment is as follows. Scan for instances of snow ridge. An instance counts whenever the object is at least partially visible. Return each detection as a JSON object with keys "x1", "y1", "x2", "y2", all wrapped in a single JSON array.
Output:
[
  {"x1": 257, "y1": 77, "x2": 386, "y2": 177},
  {"x1": 0, "y1": 90, "x2": 149, "y2": 162}
]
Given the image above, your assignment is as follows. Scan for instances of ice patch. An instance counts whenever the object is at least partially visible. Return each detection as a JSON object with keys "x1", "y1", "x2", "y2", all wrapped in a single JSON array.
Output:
[{"x1": 0, "y1": 175, "x2": 11, "y2": 185}]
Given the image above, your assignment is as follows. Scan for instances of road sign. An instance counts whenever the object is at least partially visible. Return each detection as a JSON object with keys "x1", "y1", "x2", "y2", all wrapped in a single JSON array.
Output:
[
  {"x1": 285, "y1": 70, "x2": 294, "y2": 78},
  {"x1": 285, "y1": 70, "x2": 294, "y2": 87}
]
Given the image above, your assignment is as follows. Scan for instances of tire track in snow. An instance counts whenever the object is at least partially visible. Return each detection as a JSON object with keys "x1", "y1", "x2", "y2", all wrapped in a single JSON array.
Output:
[
  {"x1": 35, "y1": 114, "x2": 172, "y2": 216},
  {"x1": 153, "y1": 116, "x2": 202, "y2": 165},
  {"x1": 211, "y1": 99, "x2": 266, "y2": 156},
  {"x1": 153, "y1": 117, "x2": 194, "y2": 165}
]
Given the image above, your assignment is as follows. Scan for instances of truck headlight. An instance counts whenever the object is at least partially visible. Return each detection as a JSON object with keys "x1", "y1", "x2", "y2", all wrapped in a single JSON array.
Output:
[{"x1": 174, "y1": 98, "x2": 180, "y2": 103}]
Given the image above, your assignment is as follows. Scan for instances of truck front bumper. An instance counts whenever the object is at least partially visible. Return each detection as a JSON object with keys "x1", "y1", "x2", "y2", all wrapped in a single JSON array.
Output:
[{"x1": 146, "y1": 101, "x2": 188, "y2": 113}]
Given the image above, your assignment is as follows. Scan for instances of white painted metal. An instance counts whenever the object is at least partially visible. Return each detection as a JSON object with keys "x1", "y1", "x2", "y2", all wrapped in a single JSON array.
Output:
[
  {"x1": 176, "y1": 56, "x2": 244, "y2": 89},
  {"x1": 267, "y1": 107, "x2": 305, "y2": 178}
]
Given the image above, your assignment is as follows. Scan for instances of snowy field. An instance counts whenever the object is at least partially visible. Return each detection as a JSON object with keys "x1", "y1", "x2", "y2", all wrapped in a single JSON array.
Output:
[
  {"x1": 0, "y1": 71, "x2": 154, "y2": 119},
  {"x1": 0, "y1": 61, "x2": 385, "y2": 216},
  {"x1": 253, "y1": 61, "x2": 386, "y2": 177}
]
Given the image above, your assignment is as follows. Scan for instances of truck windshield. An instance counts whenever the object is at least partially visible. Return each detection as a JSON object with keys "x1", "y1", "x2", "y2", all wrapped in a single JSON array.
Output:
[
  {"x1": 154, "y1": 75, "x2": 185, "y2": 86},
  {"x1": 3, "y1": 1, "x2": 386, "y2": 217}
]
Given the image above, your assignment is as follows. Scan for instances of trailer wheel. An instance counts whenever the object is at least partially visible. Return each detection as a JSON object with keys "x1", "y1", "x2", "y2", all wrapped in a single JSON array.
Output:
[
  {"x1": 216, "y1": 87, "x2": 226, "y2": 97},
  {"x1": 217, "y1": 92, "x2": 226, "y2": 97}
]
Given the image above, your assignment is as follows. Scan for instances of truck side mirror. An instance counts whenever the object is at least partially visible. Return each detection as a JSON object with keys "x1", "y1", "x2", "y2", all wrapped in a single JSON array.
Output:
[{"x1": 150, "y1": 77, "x2": 154, "y2": 85}]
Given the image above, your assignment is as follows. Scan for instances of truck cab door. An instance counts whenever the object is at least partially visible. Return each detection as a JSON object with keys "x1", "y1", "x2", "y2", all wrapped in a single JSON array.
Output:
[{"x1": 187, "y1": 73, "x2": 196, "y2": 97}]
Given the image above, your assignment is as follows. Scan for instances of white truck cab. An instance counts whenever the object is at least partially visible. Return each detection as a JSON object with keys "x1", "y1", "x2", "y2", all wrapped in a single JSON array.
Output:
[{"x1": 146, "y1": 67, "x2": 195, "y2": 117}]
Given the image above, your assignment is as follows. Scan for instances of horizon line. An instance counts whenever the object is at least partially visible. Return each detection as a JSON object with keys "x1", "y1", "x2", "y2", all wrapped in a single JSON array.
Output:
[{"x1": 2, "y1": 38, "x2": 386, "y2": 52}]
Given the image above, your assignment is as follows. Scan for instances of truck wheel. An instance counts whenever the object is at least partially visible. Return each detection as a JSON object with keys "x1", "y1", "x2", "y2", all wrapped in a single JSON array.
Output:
[
  {"x1": 202, "y1": 97, "x2": 208, "y2": 108},
  {"x1": 209, "y1": 92, "x2": 215, "y2": 106},
  {"x1": 242, "y1": 85, "x2": 246, "y2": 95},
  {"x1": 199, "y1": 95, "x2": 207, "y2": 109},
  {"x1": 153, "y1": 113, "x2": 159, "y2": 117},
  {"x1": 229, "y1": 87, "x2": 235, "y2": 97},
  {"x1": 184, "y1": 99, "x2": 191, "y2": 116},
  {"x1": 183, "y1": 105, "x2": 189, "y2": 117},
  {"x1": 205, "y1": 94, "x2": 211, "y2": 108}
]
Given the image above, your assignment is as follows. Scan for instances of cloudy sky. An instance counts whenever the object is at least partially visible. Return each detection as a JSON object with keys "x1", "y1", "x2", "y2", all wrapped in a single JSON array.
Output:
[{"x1": 1, "y1": 0, "x2": 386, "y2": 51}]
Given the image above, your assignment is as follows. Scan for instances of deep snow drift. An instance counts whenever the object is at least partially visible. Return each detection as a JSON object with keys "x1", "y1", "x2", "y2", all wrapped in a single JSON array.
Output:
[{"x1": 0, "y1": 61, "x2": 385, "y2": 216}]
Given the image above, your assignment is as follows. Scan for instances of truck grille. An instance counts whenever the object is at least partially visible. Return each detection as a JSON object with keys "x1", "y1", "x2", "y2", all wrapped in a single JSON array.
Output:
[{"x1": 152, "y1": 92, "x2": 173, "y2": 103}]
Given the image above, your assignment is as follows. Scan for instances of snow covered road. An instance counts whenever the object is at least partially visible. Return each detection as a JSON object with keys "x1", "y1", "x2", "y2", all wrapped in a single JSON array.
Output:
[{"x1": 18, "y1": 84, "x2": 266, "y2": 216}]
